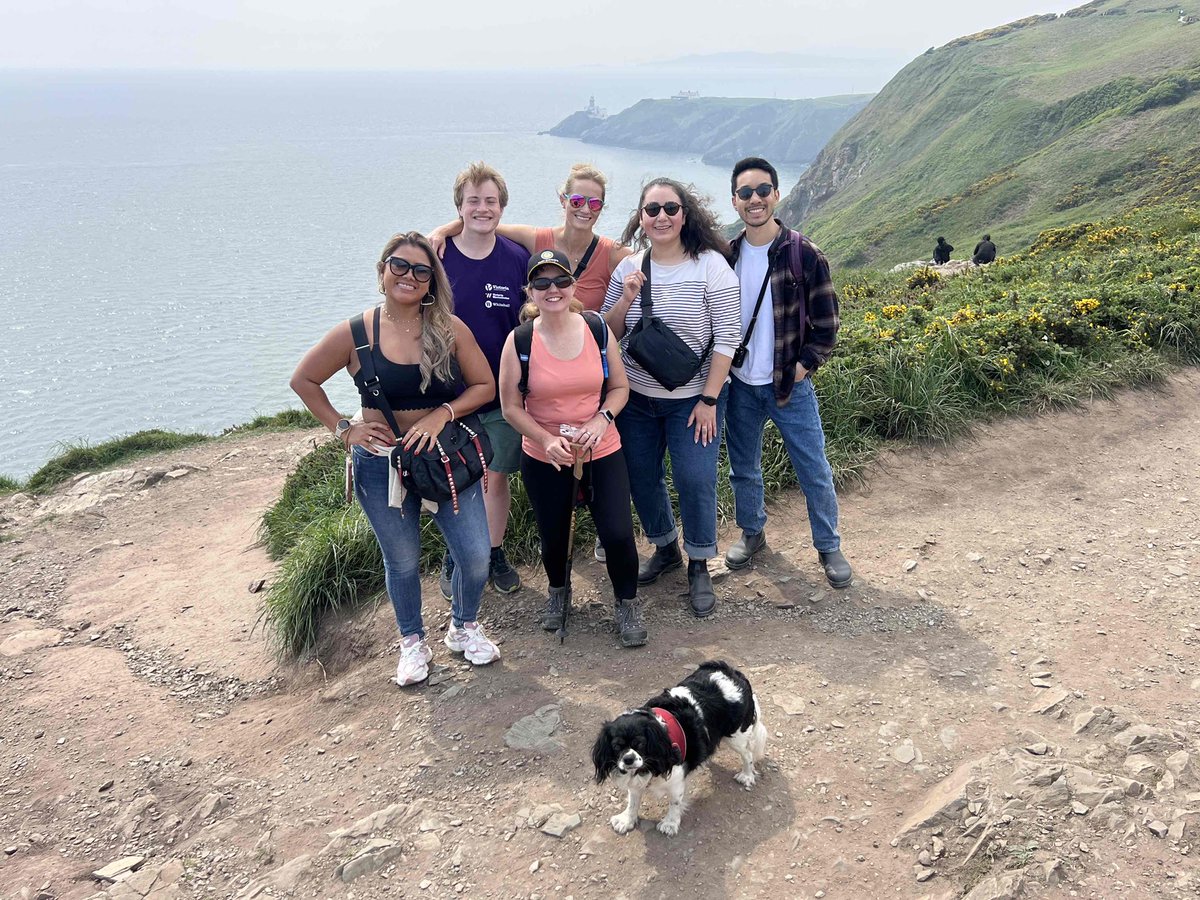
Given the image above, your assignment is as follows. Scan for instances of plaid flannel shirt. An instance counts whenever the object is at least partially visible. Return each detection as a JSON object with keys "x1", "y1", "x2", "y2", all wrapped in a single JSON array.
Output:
[{"x1": 729, "y1": 220, "x2": 840, "y2": 406}]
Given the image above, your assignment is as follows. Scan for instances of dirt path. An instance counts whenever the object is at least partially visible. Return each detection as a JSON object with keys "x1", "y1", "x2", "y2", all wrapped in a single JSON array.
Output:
[{"x1": 1, "y1": 375, "x2": 1197, "y2": 900}]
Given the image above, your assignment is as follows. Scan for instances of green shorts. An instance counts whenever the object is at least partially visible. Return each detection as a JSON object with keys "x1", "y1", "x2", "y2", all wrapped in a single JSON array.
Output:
[{"x1": 479, "y1": 408, "x2": 521, "y2": 474}]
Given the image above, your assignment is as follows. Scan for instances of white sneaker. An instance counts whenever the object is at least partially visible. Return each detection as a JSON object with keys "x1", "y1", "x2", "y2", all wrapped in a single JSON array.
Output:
[
  {"x1": 444, "y1": 622, "x2": 500, "y2": 665},
  {"x1": 394, "y1": 636, "x2": 433, "y2": 686}
]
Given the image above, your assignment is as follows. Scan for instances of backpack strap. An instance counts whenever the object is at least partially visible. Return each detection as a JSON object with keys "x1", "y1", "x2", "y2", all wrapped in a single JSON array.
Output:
[
  {"x1": 582, "y1": 310, "x2": 609, "y2": 405},
  {"x1": 514, "y1": 320, "x2": 536, "y2": 402},
  {"x1": 573, "y1": 236, "x2": 600, "y2": 278},
  {"x1": 349, "y1": 308, "x2": 402, "y2": 438},
  {"x1": 515, "y1": 313, "x2": 609, "y2": 406}
]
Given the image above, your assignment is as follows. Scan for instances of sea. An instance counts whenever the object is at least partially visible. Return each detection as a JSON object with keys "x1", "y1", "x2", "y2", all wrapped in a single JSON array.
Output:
[{"x1": 0, "y1": 65, "x2": 887, "y2": 479}]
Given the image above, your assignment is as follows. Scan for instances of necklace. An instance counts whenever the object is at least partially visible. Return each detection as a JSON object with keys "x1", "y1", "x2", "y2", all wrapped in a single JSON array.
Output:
[{"x1": 383, "y1": 304, "x2": 422, "y2": 334}]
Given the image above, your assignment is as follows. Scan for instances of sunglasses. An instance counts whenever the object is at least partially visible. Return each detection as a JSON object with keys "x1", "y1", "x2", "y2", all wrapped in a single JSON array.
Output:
[
  {"x1": 563, "y1": 193, "x2": 604, "y2": 212},
  {"x1": 735, "y1": 182, "x2": 775, "y2": 201},
  {"x1": 641, "y1": 201, "x2": 684, "y2": 218},
  {"x1": 529, "y1": 274, "x2": 575, "y2": 291},
  {"x1": 386, "y1": 257, "x2": 434, "y2": 282}
]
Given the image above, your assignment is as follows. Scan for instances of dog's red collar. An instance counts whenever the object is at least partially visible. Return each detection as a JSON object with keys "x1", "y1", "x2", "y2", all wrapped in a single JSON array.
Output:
[{"x1": 650, "y1": 707, "x2": 687, "y2": 761}]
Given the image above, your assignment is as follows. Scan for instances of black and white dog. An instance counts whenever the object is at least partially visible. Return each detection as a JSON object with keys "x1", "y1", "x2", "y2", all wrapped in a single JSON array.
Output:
[{"x1": 591, "y1": 660, "x2": 768, "y2": 836}]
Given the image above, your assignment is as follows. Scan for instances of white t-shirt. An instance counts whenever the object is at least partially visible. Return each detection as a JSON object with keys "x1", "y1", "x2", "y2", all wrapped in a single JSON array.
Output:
[
  {"x1": 732, "y1": 240, "x2": 775, "y2": 386},
  {"x1": 602, "y1": 249, "x2": 741, "y2": 398}
]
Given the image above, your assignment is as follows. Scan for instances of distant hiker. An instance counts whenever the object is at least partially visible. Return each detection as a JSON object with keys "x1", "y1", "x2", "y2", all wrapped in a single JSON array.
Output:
[
  {"x1": 933, "y1": 237, "x2": 953, "y2": 264},
  {"x1": 438, "y1": 162, "x2": 528, "y2": 599},
  {"x1": 972, "y1": 234, "x2": 997, "y2": 265},
  {"x1": 724, "y1": 156, "x2": 853, "y2": 590},
  {"x1": 290, "y1": 232, "x2": 501, "y2": 686}
]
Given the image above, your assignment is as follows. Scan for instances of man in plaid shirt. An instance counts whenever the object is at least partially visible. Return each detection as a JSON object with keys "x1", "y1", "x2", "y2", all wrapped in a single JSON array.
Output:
[{"x1": 723, "y1": 157, "x2": 852, "y2": 588}]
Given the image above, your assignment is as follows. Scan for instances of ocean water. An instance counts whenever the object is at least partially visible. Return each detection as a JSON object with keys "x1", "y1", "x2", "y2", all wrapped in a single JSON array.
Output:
[{"x1": 0, "y1": 69, "x2": 831, "y2": 478}]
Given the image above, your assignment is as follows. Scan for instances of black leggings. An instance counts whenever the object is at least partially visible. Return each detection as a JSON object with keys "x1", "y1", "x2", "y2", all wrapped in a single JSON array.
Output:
[{"x1": 520, "y1": 449, "x2": 639, "y2": 601}]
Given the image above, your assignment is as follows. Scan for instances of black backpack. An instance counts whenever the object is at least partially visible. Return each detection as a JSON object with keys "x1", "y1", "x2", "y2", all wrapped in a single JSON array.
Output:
[{"x1": 514, "y1": 310, "x2": 609, "y2": 405}]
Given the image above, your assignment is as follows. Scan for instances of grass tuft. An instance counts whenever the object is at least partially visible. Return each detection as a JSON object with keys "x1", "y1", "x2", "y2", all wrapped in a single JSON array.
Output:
[{"x1": 25, "y1": 430, "x2": 211, "y2": 494}]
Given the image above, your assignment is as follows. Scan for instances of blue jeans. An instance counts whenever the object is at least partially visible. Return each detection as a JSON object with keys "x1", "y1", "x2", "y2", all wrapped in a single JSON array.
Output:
[
  {"x1": 353, "y1": 447, "x2": 491, "y2": 639},
  {"x1": 616, "y1": 387, "x2": 727, "y2": 560},
  {"x1": 725, "y1": 376, "x2": 841, "y2": 552}
]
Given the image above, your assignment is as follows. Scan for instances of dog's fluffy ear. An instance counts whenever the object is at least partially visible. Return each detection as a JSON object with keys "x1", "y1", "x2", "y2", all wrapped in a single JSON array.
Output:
[{"x1": 592, "y1": 723, "x2": 616, "y2": 784}]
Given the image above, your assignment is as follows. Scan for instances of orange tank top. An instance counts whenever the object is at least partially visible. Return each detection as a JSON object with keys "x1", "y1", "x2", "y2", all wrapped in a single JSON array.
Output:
[
  {"x1": 522, "y1": 320, "x2": 621, "y2": 464},
  {"x1": 533, "y1": 227, "x2": 616, "y2": 312}
]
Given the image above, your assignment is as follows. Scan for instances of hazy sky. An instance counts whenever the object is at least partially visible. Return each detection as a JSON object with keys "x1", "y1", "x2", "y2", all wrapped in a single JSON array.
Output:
[{"x1": 4, "y1": 0, "x2": 1086, "y2": 70}]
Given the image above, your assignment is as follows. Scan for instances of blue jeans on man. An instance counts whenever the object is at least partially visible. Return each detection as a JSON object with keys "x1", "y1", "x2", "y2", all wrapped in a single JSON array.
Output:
[{"x1": 725, "y1": 376, "x2": 847, "y2": 583}]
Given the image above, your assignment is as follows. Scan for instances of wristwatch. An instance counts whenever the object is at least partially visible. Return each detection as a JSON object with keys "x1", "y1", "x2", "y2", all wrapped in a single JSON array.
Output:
[
  {"x1": 599, "y1": 409, "x2": 615, "y2": 424},
  {"x1": 334, "y1": 418, "x2": 353, "y2": 441},
  {"x1": 698, "y1": 395, "x2": 718, "y2": 407}
]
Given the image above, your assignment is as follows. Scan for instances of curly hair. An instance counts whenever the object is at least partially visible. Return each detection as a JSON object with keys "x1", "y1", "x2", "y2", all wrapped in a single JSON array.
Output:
[
  {"x1": 619, "y1": 178, "x2": 730, "y2": 261},
  {"x1": 375, "y1": 232, "x2": 456, "y2": 393}
]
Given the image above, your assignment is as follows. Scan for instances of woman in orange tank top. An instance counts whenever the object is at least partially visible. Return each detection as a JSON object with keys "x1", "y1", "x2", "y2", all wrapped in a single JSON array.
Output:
[
  {"x1": 498, "y1": 250, "x2": 646, "y2": 648},
  {"x1": 430, "y1": 163, "x2": 632, "y2": 311}
]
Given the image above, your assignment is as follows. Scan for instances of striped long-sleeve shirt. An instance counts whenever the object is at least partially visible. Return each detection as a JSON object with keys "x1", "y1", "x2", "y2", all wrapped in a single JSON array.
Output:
[
  {"x1": 602, "y1": 249, "x2": 741, "y2": 398},
  {"x1": 729, "y1": 222, "x2": 840, "y2": 406}
]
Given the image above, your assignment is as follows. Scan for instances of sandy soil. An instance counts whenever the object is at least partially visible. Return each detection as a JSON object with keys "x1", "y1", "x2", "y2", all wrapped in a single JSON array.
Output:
[{"x1": 1, "y1": 374, "x2": 1197, "y2": 900}]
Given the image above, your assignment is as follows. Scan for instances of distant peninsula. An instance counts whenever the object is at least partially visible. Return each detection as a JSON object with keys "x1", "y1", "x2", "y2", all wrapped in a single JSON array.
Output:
[{"x1": 544, "y1": 94, "x2": 873, "y2": 166}]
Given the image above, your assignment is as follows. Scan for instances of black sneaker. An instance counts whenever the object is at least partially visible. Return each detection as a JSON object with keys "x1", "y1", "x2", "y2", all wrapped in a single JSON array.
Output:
[
  {"x1": 637, "y1": 541, "x2": 683, "y2": 585},
  {"x1": 541, "y1": 586, "x2": 569, "y2": 632},
  {"x1": 489, "y1": 546, "x2": 522, "y2": 594},
  {"x1": 615, "y1": 598, "x2": 648, "y2": 647},
  {"x1": 439, "y1": 554, "x2": 455, "y2": 601}
]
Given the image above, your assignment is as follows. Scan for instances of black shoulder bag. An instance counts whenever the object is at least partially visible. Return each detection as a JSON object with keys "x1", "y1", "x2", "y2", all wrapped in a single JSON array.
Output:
[
  {"x1": 350, "y1": 309, "x2": 492, "y2": 514},
  {"x1": 623, "y1": 252, "x2": 712, "y2": 391}
]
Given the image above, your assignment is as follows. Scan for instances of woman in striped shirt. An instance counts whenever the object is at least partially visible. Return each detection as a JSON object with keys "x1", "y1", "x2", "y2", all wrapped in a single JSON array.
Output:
[{"x1": 602, "y1": 178, "x2": 741, "y2": 618}]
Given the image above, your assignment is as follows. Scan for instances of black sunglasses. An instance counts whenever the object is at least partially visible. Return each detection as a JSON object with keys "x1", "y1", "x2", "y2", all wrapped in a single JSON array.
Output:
[
  {"x1": 386, "y1": 257, "x2": 434, "y2": 282},
  {"x1": 529, "y1": 274, "x2": 575, "y2": 291},
  {"x1": 641, "y1": 201, "x2": 684, "y2": 218},
  {"x1": 735, "y1": 182, "x2": 775, "y2": 201}
]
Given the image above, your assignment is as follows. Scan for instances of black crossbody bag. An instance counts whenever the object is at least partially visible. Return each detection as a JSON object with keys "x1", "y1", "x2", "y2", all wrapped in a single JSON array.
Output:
[
  {"x1": 624, "y1": 252, "x2": 712, "y2": 391},
  {"x1": 350, "y1": 310, "x2": 492, "y2": 514}
]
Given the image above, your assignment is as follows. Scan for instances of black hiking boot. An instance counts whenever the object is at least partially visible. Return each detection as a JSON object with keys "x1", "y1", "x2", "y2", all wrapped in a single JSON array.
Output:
[
  {"x1": 615, "y1": 598, "x2": 648, "y2": 648},
  {"x1": 637, "y1": 541, "x2": 683, "y2": 585}
]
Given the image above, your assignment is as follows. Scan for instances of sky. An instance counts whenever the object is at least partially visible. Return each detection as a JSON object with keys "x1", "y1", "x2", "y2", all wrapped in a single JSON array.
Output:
[{"x1": 3, "y1": 0, "x2": 1088, "y2": 70}]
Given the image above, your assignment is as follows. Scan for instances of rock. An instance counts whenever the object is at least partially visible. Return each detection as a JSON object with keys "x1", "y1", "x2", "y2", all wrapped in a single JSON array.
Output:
[
  {"x1": 579, "y1": 828, "x2": 610, "y2": 856},
  {"x1": 1147, "y1": 820, "x2": 1169, "y2": 837},
  {"x1": 916, "y1": 867, "x2": 935, "y2": 882},
  {"x1": 92, "y1": 856, "x2": 145, "y2": 882},
  {"x1": 337, "y1": 839, "x2": 404, "y2": 883},
  {"x1": 237, "y1": 855, "x2": 312, "y2": 898},
  {"x1": 1028, "y1": 689, "x2": 1069, "y2": 715},
  {"x1": 893, "y1": 740, "x2": 918, "y2": 764},
  {"x1": 1168, "y1": 821, "x2": 1185, "y2": 841},
  {"x1": 188, "y1": 792, "x2": 228, "y2": 822},
  {"x1": 1112, "y1": 723, "x2": 1182, "y2": 756},
  {"x1": 1041, "y1": 858, "x2": 1064, "y2": 885},
  {"x1": 541, "y1": 812, "x2": 582, "y2": 837},
  {"x1": 0, "y1": 629, "x2": 64, "y2": 657},
  {"x1": 904, "y1": 559, "x2": 918, "y2": 572},
  {"x1": 917, "y1": 850, "x2": 932, "y2": 866},
  {"x1": 527, "y1": 804, "x2": 564, "y2": 828},
  {"x1": 931, "y1": 836, "x2": 945, "y2": 859},
  {"x1": 1070, "y1": 801, "x2": 1089, "y2": 815},
  {"x1": 878, "y1": 721, "x2": 900, "y2": 738},
  {"x1": 1123, "y1": 755, "x2": 1162, "y2": 780},
  {"x1": 247, "y1": 579, "x2": 266, "y2": 594},
  {"x1": 327, "y1": 800, "x2": 425, "y2": 844},
  {"x1": 773, "y1": 694, "x2": 808, "y2": 716},
  {"x1": 896, "y1": 753, "x2": 995, "y2": 836},
  {"x1": 504, "y1": 704, "x2": 564, "y2": 753},
  {"x1": 1165, "y1": 750, "x2": 1190, "y2": 776},
  {"x1": 1029, "y1": 677, "x2": 1053, "y2": 689},
  {"x1": 963, "y1": 872, "x2": 1024, "y2": 900},
  {"x1": 938, "y1": 727, "x2": 959, "y2": 750},
  {"x1": 1072, "y1": 705, "x2": 1127, "y2": 735},
  {"x1": 966, "y1": 552, "x2": 984, "y2": 563},
  {"x1": 1024, "y1": 743, "x2": 1050, "y2": 756}
]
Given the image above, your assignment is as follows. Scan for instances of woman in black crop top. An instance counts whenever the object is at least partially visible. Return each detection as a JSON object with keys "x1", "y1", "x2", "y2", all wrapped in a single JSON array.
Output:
[{"x1": 291, "y1": 232, "x2": 499, "y2": 687}]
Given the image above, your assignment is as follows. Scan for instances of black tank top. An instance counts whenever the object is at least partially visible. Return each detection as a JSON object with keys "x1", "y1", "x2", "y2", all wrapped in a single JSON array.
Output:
[{"x1": 352, "y1": 308, "x2": 463, "y2": 411}]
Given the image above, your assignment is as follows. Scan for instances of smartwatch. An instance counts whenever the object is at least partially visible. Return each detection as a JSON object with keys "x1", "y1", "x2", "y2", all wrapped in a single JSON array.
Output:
[
  {"x1": 334, "y1": 418, "x2": 353, "y2": 441},
  {"x1": 698, "y1": 395, "x2": 718, "y2": 407},
  {"x1": 599, "y1": 409, "x2": 615, "y2": 424}
]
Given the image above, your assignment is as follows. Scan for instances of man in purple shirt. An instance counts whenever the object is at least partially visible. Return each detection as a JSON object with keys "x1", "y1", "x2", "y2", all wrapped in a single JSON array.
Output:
[{"x1": 439, "y1": 162, "x2": 528, "y2": 597}]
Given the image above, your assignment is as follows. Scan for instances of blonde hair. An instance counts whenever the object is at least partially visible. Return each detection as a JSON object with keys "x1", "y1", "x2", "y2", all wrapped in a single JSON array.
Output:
[
  {"x1": 376, "y1": 232, "x2": 456, "y2": 392},
  {"x1": 561, "y1": 163, "x2": 608, "y2": 199},
  {"x1": 453, "y1": 162, "x2": 509, "y2": 209}
]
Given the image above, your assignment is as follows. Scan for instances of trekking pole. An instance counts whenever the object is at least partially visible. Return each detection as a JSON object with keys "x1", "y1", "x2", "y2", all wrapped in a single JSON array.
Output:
[{"x1": 557, "y1": 452, "x2": 586, "y2": 644}]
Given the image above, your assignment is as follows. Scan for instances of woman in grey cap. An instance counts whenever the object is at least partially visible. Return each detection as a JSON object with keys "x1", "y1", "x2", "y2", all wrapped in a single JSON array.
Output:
[{"x1": 498, "y1": 251, "x2": 646, "y2": 648}]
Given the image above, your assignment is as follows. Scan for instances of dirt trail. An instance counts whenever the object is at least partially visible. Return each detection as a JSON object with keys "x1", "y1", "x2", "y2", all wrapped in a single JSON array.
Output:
[{"x1": 1, "y1": 375, "x2": 1197, "y2": 900}]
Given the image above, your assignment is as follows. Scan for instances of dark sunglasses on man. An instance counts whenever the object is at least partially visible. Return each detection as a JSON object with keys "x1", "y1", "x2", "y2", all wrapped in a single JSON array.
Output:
[
  {"x1": 735, "y1": 183, "x2": 775, "y2": 201},
  {"x1": 641, "y1": 201, "x2": 684, "y2": 217},
  {"x1": 386, "y1": 257, "x2": 434, "y2": 282},
  {"x1": 529, "y1": 274, "x2": 575, "y2": 291},
  {"x1": 562, "y1": 193, "x2": 604, "y2": 212}
]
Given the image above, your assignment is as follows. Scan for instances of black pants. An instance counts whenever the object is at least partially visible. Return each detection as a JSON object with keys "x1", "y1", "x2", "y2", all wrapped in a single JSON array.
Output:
[{"x1": 520, "y1": 449, "x2": 639, "y2": 601}]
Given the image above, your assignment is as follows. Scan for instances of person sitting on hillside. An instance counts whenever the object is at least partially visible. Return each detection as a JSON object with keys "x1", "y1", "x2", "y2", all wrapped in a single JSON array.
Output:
[
  {"x1": 933, "y1": 236, "x2": 953, "y2": 265},
  {"x1": 972, "y1": 234, "x2": 997, "y2": 265}
]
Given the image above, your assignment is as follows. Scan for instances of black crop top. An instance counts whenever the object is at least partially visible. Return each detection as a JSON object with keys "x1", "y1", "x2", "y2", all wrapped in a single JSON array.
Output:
[{"x1": 352, "y1": 308, "x2": 463, "y2": 411}]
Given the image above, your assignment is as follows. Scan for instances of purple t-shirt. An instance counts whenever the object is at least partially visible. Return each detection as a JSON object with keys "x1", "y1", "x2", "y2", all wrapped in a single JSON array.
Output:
[{"x1": 442, "y1": 235, "x2": 527, "y2": 413}]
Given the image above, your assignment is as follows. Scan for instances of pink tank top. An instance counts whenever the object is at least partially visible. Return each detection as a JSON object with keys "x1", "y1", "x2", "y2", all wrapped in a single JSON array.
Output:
[
  {"x1": 522, "y1": 321, "x2": 621, "y2": 464},
  {"x1": 533, "y1": 227, "x2": 616, "y2": 312}
]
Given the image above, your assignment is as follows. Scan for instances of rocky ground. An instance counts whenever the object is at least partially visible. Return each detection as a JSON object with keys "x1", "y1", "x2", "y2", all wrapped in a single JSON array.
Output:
[{"x1": 1, "y1": 373, "x2": 1198, "y2": 900}]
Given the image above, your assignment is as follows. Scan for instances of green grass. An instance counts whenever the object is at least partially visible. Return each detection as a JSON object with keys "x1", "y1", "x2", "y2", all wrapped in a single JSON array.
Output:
[
  {"x1": 224, "y1": 408, "x2": 320, "y2": 433},
  {"x1": 24, "y1": 430, "x2": 211, "y2": 494},
  {"x1": 0, "y1": 475, "x2": 22, "y2": 496},
  {"x1": 261, "y1": 200, "x2": 1200, "y2": 657}
]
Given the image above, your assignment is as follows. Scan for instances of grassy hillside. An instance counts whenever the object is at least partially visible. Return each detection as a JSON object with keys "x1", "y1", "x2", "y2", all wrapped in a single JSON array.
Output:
[
  {"x1": 779, "y1": 0, "x2": 1200, "y2": 268},
  {"x1": 548, "y1": 95, "x2": 873, "y2": 166}
]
